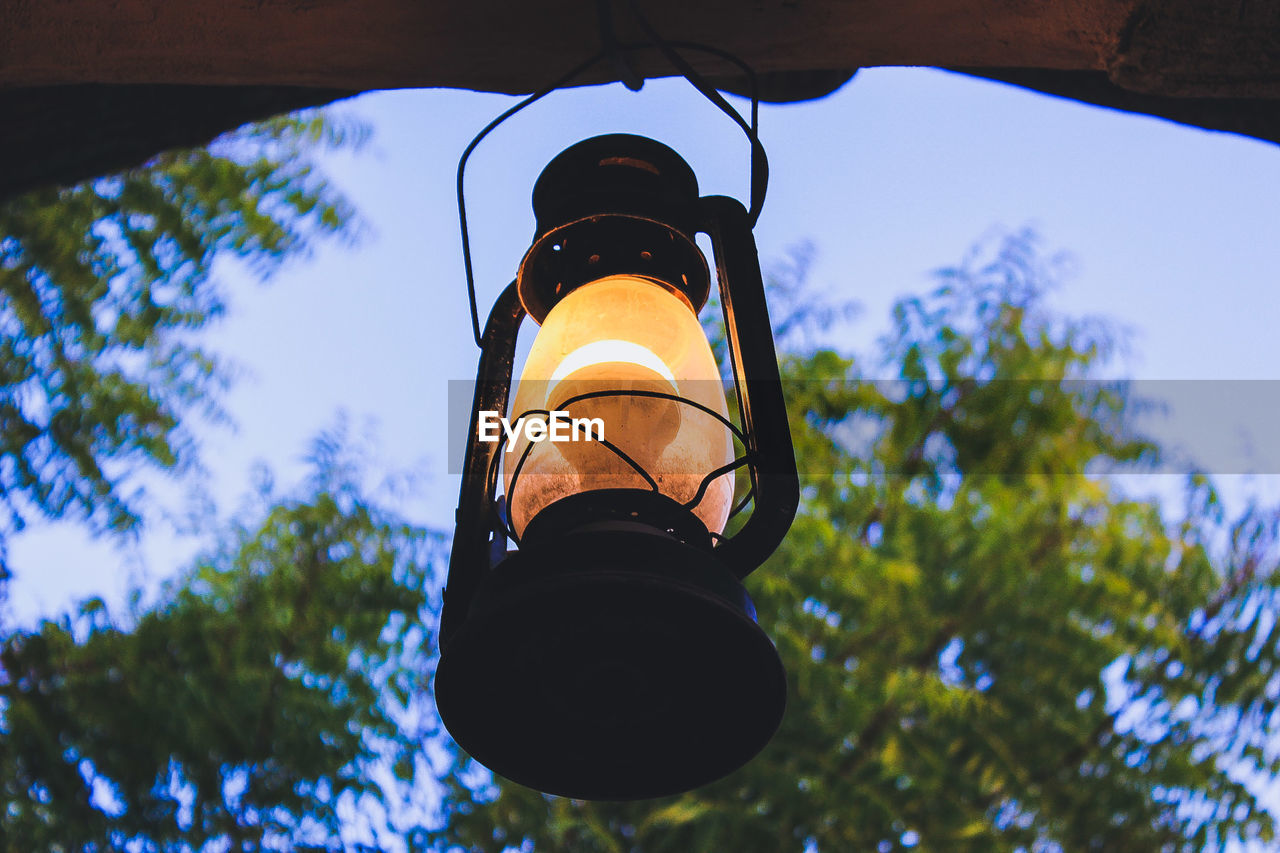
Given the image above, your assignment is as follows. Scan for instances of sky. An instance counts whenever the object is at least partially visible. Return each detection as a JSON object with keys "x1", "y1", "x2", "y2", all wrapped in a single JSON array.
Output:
[
  {"x1": 6, "y1": 65, "x2": 1280, "y2": 632},
  {"x1": 3, "y1": 62, "x2": 1280, "y2": 851}
]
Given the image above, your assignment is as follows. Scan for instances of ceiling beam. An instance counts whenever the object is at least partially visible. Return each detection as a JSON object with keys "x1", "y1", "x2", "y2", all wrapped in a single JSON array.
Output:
[
  {"x1": 1, "y1": 0, "x2": 1137, "y2": 92},
  {"x1": 3, "y1": 0, "x2": 1279, "y2": 202}
]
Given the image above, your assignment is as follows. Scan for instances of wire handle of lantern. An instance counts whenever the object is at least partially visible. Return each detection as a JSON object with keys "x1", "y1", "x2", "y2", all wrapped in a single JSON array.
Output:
[
  {"x1": 456, "y1": 0, "x2": 768, "y2": 348},
  {"x1": 484, "y1": 388, "x2": 759, "y2": 549}
]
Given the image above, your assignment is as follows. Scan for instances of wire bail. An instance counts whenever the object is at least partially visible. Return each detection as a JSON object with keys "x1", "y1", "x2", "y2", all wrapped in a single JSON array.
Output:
[
  {"x1": 597, "y1": 0, "x2": 645, "y2": 91},
  {"x1": 456, "y1": 1, "x2": 768, "y2": 347}
]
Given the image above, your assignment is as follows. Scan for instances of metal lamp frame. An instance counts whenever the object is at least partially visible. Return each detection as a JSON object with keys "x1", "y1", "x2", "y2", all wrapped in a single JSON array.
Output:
[{"x1": 441, "y1": 193, "x2": 798, "y2": 646}]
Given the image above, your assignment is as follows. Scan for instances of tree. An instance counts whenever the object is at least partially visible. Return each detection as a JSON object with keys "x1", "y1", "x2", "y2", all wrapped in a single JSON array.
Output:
[
  {"x1": 435, "y1": 232, "x2": 1280, "y2": 852},
  {"x1": 5, "y1": 220, "x2": 1280, "y2": 851},
  {"x1": 0, "y1": 110, "x2": 362, "y2": 579},
  {"x1": 1, "y1": 425, "x2": 443, "y2": 851}
]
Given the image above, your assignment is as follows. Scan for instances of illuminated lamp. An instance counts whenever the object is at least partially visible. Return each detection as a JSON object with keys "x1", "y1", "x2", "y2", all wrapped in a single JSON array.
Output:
[{"x1": 435, "y1": 133, "x2": 798, "y2": 800}]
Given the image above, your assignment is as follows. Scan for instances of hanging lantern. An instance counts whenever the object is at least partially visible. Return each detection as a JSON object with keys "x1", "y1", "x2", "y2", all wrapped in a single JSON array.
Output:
[{"x1": 435, "y1": 133, "x2": 799, "y2": 800}]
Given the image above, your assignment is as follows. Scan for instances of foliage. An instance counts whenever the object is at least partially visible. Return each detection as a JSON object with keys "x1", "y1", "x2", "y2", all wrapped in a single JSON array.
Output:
[
  {"x1": 434, "y1": 231, "x2": 1280, "y2": 852},
  {"x1": 4, "y1": 209, "x2": 1280, "y2": 851},
  {"x1": 0, "y1": 427, "x2": 444, "y2": 851},
  {"x1": 0, "y1": 111, "x2": 362, "y2": 576}
]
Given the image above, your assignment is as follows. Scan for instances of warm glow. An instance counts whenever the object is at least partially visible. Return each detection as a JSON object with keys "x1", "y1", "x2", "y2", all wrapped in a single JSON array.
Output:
[
  {"x1": 547, "y1": 339, "x2": 676, "y2": 393},
  {"x1": 504, "y1": 275, "x2": 734, "y2": 537}
]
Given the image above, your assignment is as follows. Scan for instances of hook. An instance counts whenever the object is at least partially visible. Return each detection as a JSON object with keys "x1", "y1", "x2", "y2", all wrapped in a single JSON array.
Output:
[{"x1": 597, "y1": 0, "x2": 645, "y2": 91}]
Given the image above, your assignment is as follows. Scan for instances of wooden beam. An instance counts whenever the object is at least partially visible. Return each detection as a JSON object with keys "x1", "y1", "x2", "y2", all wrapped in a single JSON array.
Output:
[
  {"x1": 2, "y1": 0, "x2": 1135, "y2": 92},
  {"x1": 4, "y1": 0, "x2": 1280, "y2": 201},
  {"x1": 0, "y1": 85, "x2": 354, "y2": 201},
  {"x1": 1110, "y1": 0, "x2": 1280, "y2": 97}
]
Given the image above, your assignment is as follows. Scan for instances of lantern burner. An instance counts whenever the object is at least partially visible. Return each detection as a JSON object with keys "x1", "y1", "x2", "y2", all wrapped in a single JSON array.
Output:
[{"x1": 519, "y1": 489, "x2": 716, "y2": 551}]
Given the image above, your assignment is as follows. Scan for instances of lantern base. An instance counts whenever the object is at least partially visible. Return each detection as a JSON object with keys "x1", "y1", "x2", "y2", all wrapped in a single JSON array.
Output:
[{"x1": 434, "y1": 528, "x2": 786, "y2": 801}]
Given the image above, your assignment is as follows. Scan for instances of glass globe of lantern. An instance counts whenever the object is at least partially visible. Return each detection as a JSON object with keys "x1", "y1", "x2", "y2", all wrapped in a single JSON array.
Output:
[{"x1": 503, "y1": 273, "x2": 734, "y2": 539}]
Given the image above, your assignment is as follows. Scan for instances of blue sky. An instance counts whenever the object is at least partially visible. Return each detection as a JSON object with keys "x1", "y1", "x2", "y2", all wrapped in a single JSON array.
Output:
[
  {"x1": 7, "y1": 65, "x2": 1280, "y2": 629},
  {"x1": 3, "y1": 63, "x2": 1280, "y2": 852}
]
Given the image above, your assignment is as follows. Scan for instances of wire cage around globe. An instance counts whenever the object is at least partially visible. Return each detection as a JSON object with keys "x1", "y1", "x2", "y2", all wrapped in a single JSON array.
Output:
[{"x1": 500, "y1": 272, "x2": 741, "y2": 541}]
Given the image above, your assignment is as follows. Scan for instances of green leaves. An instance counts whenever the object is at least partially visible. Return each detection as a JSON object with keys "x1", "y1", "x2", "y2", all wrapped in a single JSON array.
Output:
[
  {"x1": 0, "y1": 443, "x2": 442, "y2": 851},
  {"x1": 0, "y1": 108, "x2": 362, "y2": 571},
  {"x1": 4, "y1": 124, "x2": 1277, "y2": 853},
  {"x1": 433, "y1": 231, "x2": 1280, "y2": 852}
]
